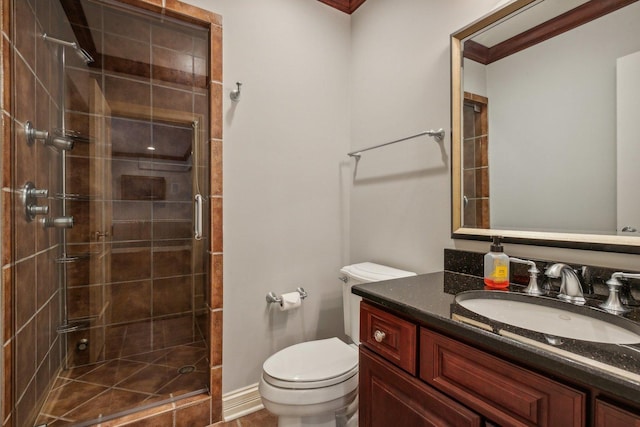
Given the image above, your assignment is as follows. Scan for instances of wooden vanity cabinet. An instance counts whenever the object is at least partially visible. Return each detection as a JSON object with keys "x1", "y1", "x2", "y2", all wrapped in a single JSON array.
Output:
[
  {"x1": 360, "y1": 302, "x2": 482, "y2": 426},
  {"x1": 359, "y1": 301, "x2": 588, "y2": 427}
]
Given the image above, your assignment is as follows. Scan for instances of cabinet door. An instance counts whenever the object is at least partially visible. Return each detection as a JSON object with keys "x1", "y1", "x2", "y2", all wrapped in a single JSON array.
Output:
[
  {"x1": 420, "y1": 328, "x2": 585, "y2": 427},
  {"x1": 595, "y1": 400, "x2": 640, "y2": 427},
  {"x1": 359, "y1": 347, "x2": 481, "y2": 427}
]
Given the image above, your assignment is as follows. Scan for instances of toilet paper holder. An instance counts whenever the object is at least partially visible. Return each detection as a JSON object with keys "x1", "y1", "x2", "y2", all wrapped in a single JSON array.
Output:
[{"x1": 266, "y1": 287, "x2": 308, "y2": 304}]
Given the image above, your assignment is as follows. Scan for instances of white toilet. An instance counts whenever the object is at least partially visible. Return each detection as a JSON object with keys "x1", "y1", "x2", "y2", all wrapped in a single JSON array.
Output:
[{"x1": 259, "y1": 262, "x2": 416, "y2": 427}]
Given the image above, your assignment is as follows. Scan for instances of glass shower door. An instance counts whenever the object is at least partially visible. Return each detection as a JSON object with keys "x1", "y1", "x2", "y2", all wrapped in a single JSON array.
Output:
[{"x1": 31, "y1": 1, "x2": 211, "y2": 424}]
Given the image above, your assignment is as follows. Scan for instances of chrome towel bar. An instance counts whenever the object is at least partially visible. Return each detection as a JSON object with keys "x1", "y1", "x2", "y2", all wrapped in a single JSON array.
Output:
[{"x1": 347, "y1": 129, "x2": 445, "y2": 160}]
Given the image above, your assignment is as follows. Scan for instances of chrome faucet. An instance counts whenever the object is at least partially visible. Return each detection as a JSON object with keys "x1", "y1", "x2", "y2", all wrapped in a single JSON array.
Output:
[
  {"x1": 545, "y1": 263, "x2": 586, "y2": 305},
  {"x1": 601, "y1": 272, "x2": 640, "y2": 314}
]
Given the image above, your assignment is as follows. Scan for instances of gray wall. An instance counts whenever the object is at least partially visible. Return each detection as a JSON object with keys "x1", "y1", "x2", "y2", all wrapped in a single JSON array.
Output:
[
  {"x1": 183, "y1": 0, "x2": 351, "y2": 393},
  {"x1": 349, "y1": 0, "x2": 496, "y2": 272}
]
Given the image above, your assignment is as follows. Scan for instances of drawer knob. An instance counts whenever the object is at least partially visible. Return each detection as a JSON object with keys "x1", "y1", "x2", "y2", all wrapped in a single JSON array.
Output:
[{"x1": 374, "y1": 330, "x2": 386, "y2": 343}]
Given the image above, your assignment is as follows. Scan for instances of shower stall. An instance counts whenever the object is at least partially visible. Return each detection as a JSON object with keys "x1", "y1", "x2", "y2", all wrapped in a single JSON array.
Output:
[{"x1": 5, "y1": 0, "x2": 221, "y2": 425}]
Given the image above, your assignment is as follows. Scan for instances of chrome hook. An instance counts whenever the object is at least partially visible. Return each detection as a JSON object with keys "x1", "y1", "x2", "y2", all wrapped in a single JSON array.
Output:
[{"x1": 230, "y1": 82, "x2": 242, "y2": 102}]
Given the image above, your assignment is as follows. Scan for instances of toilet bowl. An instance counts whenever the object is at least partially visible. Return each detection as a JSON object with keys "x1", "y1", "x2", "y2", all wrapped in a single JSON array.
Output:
[
  {"x1": 259, "y1": 338, "x2": 358, "y2": 427},
  {"x1": 260, "y1": 263, "x2": 416, "y2": 427}
]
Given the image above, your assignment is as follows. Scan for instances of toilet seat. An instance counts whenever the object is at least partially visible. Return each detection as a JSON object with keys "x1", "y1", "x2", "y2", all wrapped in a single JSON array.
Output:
[{"x1": 263, "y1": 338, "x2": 358, "y2": 390}]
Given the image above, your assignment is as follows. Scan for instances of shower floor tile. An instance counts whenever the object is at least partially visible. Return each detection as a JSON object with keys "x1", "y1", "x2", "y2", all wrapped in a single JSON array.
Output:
[
  {"x1": 65, "y1": 389, "x2": 151, "y2": 421},
  {"x1": 36, "y1": 342, "x2": 209, "y2": 426},
  {"x1": 76, "y1": 359, "x2": 148, "y2": 387},
  {"x1": 116, "y1": 364, "x2": 182, "y2": 394}
]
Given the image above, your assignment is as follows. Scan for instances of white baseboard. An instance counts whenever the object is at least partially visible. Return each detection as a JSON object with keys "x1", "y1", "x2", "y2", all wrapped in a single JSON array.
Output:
[{"x1": 222, "y1": 383, "x2": 264, "y2": 422}]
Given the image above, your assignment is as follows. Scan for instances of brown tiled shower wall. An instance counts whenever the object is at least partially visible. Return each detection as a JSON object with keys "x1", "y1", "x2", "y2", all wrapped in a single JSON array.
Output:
[
  {"x1": 1, "y1": 0, "x2": 223, "y2": 426},
  {"x1": 2, "y1": 0, "x2": 65, "y2": 426}
]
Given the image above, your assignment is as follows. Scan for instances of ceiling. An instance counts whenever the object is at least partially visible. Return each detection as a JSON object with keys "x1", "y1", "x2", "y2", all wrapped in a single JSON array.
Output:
[{"x1": 318, "y1": 0, "x2": 368, "y2": 14}]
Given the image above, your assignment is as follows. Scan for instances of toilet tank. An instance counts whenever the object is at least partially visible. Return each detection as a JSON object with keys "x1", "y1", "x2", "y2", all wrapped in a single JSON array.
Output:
[{"x1": 339, "y1": 262, "x2": 416, "y2": 345}]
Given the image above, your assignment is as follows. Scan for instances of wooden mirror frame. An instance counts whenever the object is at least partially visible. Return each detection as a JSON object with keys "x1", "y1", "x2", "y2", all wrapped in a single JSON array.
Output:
[{"x1": 450, "y1": 0, "x2": 640, "y2": 254}]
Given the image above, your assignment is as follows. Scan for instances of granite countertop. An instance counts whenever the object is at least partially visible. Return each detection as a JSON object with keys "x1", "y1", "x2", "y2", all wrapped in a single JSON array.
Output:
[{"x1": 352, "y1": 271, "x2": 640, "y2": 407}]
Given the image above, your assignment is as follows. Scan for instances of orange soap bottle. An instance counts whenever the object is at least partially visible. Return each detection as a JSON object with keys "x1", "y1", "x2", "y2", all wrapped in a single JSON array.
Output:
[{"x1": 483, "y1": 236, "x2": 510, "y2": 289}]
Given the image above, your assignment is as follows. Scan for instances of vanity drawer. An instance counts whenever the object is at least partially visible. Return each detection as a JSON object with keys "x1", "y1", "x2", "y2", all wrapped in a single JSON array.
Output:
[
  {"x1": 419, "y1": 328, "x2": 585, "y2": 427},
  {"x1": 360, "y1": 302, "x2": 417, "y2": 375}
]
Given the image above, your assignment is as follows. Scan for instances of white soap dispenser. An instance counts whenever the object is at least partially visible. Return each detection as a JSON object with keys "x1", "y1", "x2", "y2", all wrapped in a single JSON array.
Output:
[{"x1": 484, "y1": 236, "x2": 510, "y2": 289}]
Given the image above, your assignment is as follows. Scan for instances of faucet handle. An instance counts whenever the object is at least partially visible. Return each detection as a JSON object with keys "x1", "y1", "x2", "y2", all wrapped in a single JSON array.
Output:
[
  {"x1": 510, "y1": 257, "x2": 544, "y2": 295},
  {"x1": 601, "y1": 272, "x2": 640, "y2": 313},
  {"x1": 600, "y1": 275, "x2": 630, "y2": 314}
]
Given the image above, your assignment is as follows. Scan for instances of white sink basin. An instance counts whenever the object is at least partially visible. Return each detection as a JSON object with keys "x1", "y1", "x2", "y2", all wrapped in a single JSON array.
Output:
[{"x1": 455, "y1": 291, "x2": 640, "y2": 344}]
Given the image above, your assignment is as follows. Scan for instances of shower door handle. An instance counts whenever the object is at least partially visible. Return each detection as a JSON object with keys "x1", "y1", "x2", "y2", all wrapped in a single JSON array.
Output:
[{"x1": 194, "y1": 194, "x2": 203, "y2": 241}]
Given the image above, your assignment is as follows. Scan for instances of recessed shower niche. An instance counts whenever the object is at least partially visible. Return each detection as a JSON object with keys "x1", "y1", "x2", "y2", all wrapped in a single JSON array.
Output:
[{"x1": 5, "y1": 0, "x2": 220, "y2": 425}]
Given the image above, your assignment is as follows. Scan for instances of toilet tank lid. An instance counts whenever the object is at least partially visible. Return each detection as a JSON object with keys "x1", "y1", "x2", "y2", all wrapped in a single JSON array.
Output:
[{"x1": 340, "y1": 262, "x2": 416, "y2": 282}]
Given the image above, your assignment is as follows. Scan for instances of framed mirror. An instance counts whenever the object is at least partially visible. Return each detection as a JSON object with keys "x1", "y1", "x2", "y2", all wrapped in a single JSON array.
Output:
[{"x1": 451, "y1": 0, "x2": 640, "y2": 253}]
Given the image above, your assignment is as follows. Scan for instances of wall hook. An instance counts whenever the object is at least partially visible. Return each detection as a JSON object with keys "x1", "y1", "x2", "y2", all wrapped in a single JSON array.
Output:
[{"x1": 230, "y1": 82, "x2": 242, "y2": 102}]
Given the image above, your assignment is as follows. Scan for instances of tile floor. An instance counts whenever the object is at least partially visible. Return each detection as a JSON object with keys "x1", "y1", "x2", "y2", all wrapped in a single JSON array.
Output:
[{"x1": 35, "y1": 342, "x2": 209, "y2": 426}]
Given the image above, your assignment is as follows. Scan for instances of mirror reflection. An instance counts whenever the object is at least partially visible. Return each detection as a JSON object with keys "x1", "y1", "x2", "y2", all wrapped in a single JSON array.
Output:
[{"x1": 452, "y1": 0, "x2": 640, "y2": 251}]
